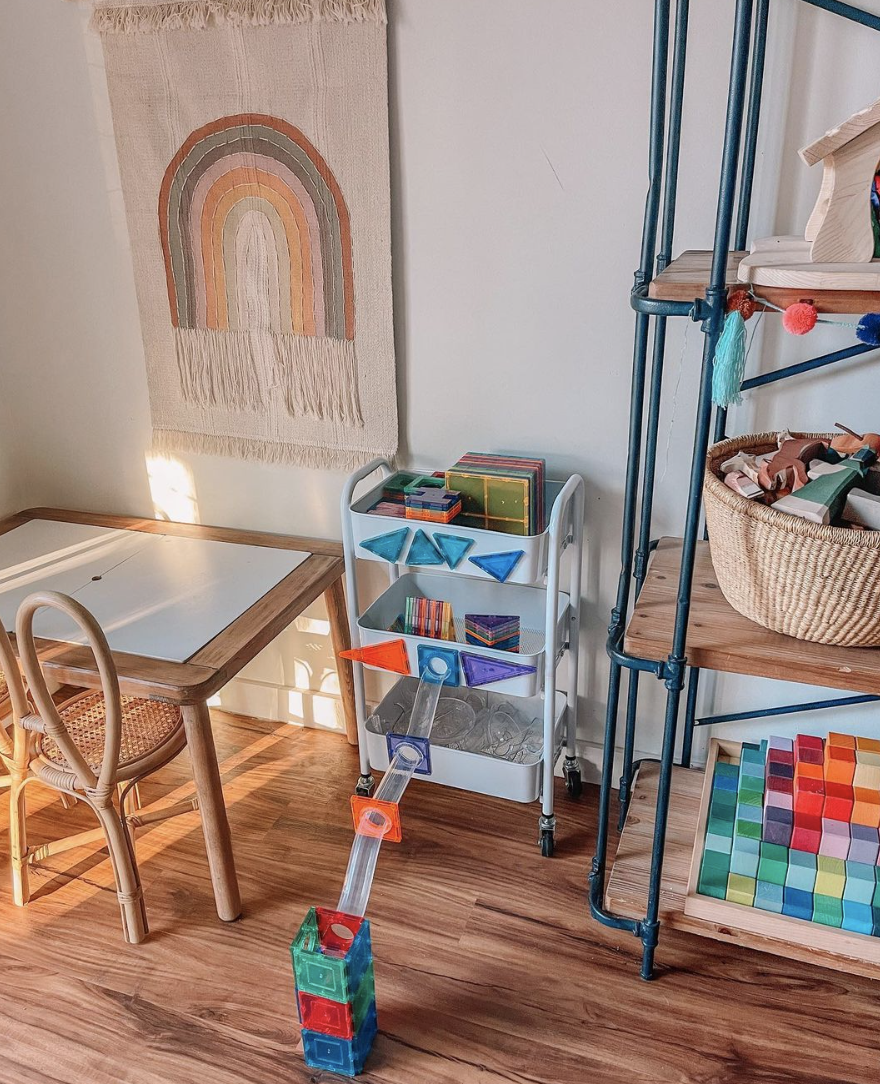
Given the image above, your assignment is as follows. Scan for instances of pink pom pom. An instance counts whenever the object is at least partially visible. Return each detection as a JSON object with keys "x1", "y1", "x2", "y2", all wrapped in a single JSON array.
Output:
[{"x1": 782, "y1": 301, "x2": 818, "y2": 335}]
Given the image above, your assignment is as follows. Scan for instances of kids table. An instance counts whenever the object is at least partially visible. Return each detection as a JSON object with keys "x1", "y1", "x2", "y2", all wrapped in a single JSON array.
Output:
[{"x1": 0, "y1": 506, "x2": 355, "y2": 920}]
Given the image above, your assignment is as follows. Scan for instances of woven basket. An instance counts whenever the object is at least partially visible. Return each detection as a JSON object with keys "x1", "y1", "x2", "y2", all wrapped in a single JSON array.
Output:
[{"x1": 704, "y1": 432, "x2": 880, "y2": 647}]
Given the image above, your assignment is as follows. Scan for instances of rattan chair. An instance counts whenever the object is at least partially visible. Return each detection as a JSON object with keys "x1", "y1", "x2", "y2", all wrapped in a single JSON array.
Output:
[{"x1": 1, "y1": 590, "x2": 201, "y2": 944}]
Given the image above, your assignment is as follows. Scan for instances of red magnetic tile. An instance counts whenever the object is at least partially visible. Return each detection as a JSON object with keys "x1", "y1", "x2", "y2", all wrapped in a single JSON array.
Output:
[{"x1": 298, "y1": 990, "x2": 356, "y2": 1039}]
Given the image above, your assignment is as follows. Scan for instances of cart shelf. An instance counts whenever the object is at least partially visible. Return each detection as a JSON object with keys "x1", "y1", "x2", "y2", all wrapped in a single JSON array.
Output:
[
  {"x1": 624, "y1": 538, "x2": 880, "y2": 696},
  {"x1": 648, "y1": 249, "x2": 880, "y2": 314},
  {"x1": 606, "y1": 761, "x2": 880, "y2": 981}
]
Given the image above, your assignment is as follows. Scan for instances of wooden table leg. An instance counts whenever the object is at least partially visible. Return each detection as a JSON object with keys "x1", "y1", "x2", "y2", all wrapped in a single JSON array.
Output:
[
  {"x1": 325, "y1": 575, "x2": 358, "y2": 746},
  {"x1": 182, "y1": 701, "x2": 242, "y2": 921}
]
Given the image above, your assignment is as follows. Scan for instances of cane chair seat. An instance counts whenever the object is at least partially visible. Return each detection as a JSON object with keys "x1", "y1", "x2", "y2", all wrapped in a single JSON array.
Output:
[{"x1": 38, "y1": 692, "x2": 184, "y2": 776}]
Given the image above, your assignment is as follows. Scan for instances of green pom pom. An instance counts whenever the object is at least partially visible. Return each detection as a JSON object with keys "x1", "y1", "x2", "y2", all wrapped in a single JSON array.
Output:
[{"x1": 711, "y1": 310, "x2": 747, "y2": 408}]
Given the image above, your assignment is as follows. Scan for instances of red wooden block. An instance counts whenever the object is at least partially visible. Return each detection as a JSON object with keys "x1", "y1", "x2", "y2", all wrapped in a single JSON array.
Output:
[
  {"x1": 852, "y1": 787, "x2": 880, "y2": 828},
  {"x1": 791, "y1": 814, "x2": 822, "y2": 853},
  {"x1": 795, "y1": 734, "x2": 824, "y2": 754},
  {"x1": 795, "y1": 775, "x2": 824, "y2": 795},
  {"x1": 768, "y1": 748, "x2": 794, "y2": 765},
  {"x1": 794, "y1": 790, "x2": 824, "y2": 818},
  {"x1": 823, "y1": 782, "x2": 855, "y2": 822},
  {"x1": 767, "y1": 775, "x2": 793, "y2": 796}
]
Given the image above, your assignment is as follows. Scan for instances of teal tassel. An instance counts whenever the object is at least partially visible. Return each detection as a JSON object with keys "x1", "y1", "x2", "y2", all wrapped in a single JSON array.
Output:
[{"x1": 711, "y1": 310, "x2": 747, "y2": 407}]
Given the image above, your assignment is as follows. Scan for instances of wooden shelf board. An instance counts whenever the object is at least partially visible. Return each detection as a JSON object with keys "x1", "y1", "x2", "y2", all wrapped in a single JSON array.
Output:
[
  {"x1": 649, "y1": 249, "x2": 880, "y2": 314},
  {"x1": 624, "y1": 537, "x2": 880, "y2": 696},
  {"x1": 606, "y1": 761, "x2": 880, "y2": 980}
]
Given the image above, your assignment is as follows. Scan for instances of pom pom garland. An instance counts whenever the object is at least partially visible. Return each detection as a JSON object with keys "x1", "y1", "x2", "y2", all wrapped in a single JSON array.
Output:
[
  {"x1": 856, "y1": 312, "x2": 880, "y2": 347},
  {"x1": 726, "y1": 289, "x2": 757, "y2": 320},
  {"x1": 782, "y1": 300, "x2": 818, "y2": 335}
]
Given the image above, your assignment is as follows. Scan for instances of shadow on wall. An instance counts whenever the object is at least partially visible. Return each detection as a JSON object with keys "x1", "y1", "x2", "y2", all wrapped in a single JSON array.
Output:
[{"x1": 144, "y1": 451, "x2": 346, "y2": 734}]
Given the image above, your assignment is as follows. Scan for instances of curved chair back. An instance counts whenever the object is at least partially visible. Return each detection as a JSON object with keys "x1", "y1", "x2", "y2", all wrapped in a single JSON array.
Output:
[
  {"x1": 0, "y1": 620, "x2": 30, "y2": 760},
  {"x1": 16, "y1": 592, "x2": 123, "y2": 798}
]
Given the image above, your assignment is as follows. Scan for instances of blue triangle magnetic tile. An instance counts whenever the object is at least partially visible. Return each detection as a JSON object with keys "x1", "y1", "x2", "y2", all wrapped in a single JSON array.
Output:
[
  {"x1": 460, "y1": 652, "x2": 536, "y2": 687},
  {"x1": 405, "y1": 528, "x2": 445, "y2": 566},
  {"x1": 359, "y1": 527, "x2": 410, "y2": 563},
  {"x1": 433, "y1": 533, "x2": 475, "y2": 570},
  {"x1": 468, "y1": 550, "x2": 525, "y2": 583}
]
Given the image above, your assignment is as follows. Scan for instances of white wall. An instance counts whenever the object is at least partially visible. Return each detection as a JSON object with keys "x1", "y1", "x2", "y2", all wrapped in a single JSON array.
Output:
[{"x1": 1, "y1": 1, "x2": 880, "y2": 767}]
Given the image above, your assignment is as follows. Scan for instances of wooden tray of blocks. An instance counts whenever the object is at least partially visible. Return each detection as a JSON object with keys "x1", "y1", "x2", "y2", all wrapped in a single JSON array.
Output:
[{"x1": 686, "y1": 736, "x2": 880, "y2": 970}]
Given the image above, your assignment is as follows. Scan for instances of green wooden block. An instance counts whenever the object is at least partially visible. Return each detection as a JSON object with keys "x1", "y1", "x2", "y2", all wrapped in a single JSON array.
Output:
[
  {"x1": 726, "y1": 873, "x2": 756, "y2": 906},
  {"x1": 737, "y1": 788, "x2": 763, "y2": 808},
  {"x1": 738, "y1": 775, "x2": 765, "y2": 796},
  {"x1": 757, "y1": 843, "x2": 789, "y2": 886},
  {"x1": 736, "y1": 818, "x2": 762, "y2": 840},
  {"x1": 705, "y1": 832, "x2": 733, "y2": 855},
  {"x1": 843, "y1": 861, "x2": 875, "y2": 905},
  {"x1": 715, "y1": 761, "x2": 740, "y2": 779},
  {"x1": 707, "y1": 816, "x2": 734, "y2": 840},
  {"x1": 710, "y1": 788, "x2": 738, "y2": 810},
  {"x1": 813, "y1": 893, "x2": 843, "y2": 928},
  {"x1": 815, "y1": 856, "x2": 846, "y2": 899},
  {"x1": 698, "y1": 851, "x2": 730, "y2": 899}
]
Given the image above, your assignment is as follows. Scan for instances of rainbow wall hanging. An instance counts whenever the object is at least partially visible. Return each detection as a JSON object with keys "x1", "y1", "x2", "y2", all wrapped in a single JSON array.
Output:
[{"x1": 92, "y1": 0, "x2": 397, "y2": 469}]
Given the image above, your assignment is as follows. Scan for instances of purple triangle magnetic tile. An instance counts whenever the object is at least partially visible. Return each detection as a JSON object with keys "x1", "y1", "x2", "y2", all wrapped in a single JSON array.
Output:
[
  {"x1": 405, "y1": 528, "x2": 445, "y2": 566},
  {"x1": 468, "y1": 550, "x2": 525, "y2": 582},
  {"x1": 460, "y1": 652, "x2": 536, "y2": 687},
  {"x1": 359, "y1": 527, "x2": 410, "y2": 563},
  {"x1": 432, "y1": 533, "x2": 475, "y2": 569}
]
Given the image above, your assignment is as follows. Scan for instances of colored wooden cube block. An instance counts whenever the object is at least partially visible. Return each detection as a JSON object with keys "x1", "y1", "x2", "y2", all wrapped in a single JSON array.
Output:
[
  {"x1": 737, "y1": 787, "x2": 763, "y2": 809},
  {"x1": 795, "y1": 734, "x2": 824, "y2": 756},
  {"x1": 757, "y1": 842, "x2": 789, "y2": 885},
  {"x1": 765, "y1": 788, "x2": 793, "y2": 810},
  {"x1": 738, "y1": 775, "x2": 765, "y2": 796},
  {"x1": 714, "y1": 761, "x2": 740, "y2": 779},
  {"x1": 762, "y1": 806, "x2": 792, "y2": 847},
  {"x1": 713, "y1": 772, "x2": 738, "y2": 793},
  {"x1": 769, "y1": 736, "x2": 794, "y2": 752},
  {"x1": 766, "y1": 775, "x2": 793, "y2": 797},
  {"x1": 794, "y1": 761, "x2": 823, "y2": 781},
  {"x1": 841, "y1": 899, "x2": 874, "y2": 935},
  {"x1": 740, "y1": 742, "x2": 764, "y2": 762},
  {"x1": 726, "y1": 873, "x2": 756, "y2": 906},
  {"x1": 698, "y1": 850, "x2": 730, "y2": 899},
  {"x1": 735, "y1": 818, "x2": 762, "y2": 841},
  {"x1": 782, "y1": 886, "x2": 813, "y2": 921},
  {"x1": 812, "y1": 893, "x2": 843, "y2": 928},
  {"x1": 730, "y1": 846, "x2": 759, "y2": 878},
  {"x1": 767, "y1": 761, "x2": 794, "y2": 780},
  {"x1": 790, "y1": 814, "x2": 822, "y2": 853},
  {"x1": 705, "y1": 832, "x2": 733, "y2": 855},
  {"x1": 856, "y1": 750, "x2": 880, "y2": 767},
  {"x1": 302, "y1": 1003, "x2": 378, "y2": 1077},
  {"x1": 736, "y1": 803, "x2": 762, "y2": 824},
  {"x1": 823, "y1": 782, "x2": 854, "y2": 822},
  {"x1": 853, "y1": 762, "x2": 880, "y2": 789},
  {"x1": 815, "y1": 856, "x2": 846, "y2": 899},
  {"x1": 828, "y1": 732, "x2": 856, "y2": 749},
  {"x1": 843, "y1": 860, "x2": 876, "y2": 905},
  {"x1": 848, "y1": 824, "x2": 880, "y2": 865},
  {"x1": 819, "y1": 818, "x2": 850, "y2": 860},
  {"x1": 856, "y1": 735, "x2": 880, "y2": 754},
  {"x1": 793, "y1": 790, "x2": 824, "y2": 819},
  {"x1": 852, "y1": 787, "x2": 880, "y2": 828},
  {"x1": 710, "y1": 788, "x2": 737, "y2": 812},
  {"x1": 754, "y1": 880, "x2": 784, "y2": 913},
  {"x1": 785, "y1": 850, "x2": 817, "y2": 892},
  {"x1": 707, "y1": 810, "x2": 735, "y2": 837},
  {"x1": 825, "y1": 745, "x2": 856, "y2": 785}
]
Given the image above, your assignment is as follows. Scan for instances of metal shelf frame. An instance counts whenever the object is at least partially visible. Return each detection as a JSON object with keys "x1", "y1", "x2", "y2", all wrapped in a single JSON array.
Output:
[{"x1": 589, "y1": 0, "x2": 880, "y2": 979}]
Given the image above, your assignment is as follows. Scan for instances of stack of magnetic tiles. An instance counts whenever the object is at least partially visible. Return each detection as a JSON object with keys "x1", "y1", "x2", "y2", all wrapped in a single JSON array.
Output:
[
  {"x1": 698, "y1": 734, "x2": 880, "y2": 935},
  {"x1": 291, "y1": 907, "x2": 378, "y2": 1076}
]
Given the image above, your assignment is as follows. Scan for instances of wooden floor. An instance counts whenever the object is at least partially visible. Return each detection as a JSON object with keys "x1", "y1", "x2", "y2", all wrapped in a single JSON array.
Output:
[{"x1": 1, "y1": 713, "x2": 878, "y2": 1084}]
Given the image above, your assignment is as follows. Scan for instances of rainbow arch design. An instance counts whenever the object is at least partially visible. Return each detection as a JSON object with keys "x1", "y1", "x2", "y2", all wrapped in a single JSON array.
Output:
[{"x1": 159, "y1": 114, "x2": 354, "y2": 341}]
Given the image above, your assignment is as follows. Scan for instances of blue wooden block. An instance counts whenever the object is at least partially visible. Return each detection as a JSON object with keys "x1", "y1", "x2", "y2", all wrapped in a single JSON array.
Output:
[
  {"x1": 754, "y1": 880, "x2": 784, "y2": 913},
  {"x1": 782, "y1": 887, "x2": 813, "y2": 921},
  {"x1": 841, "y1": 900, "x2": 874, "y2": 936},
  {"x1": 705, "y1": 832, "x2": 733, "y2": 856},
  {"x1": 730, "y1": 847, "x2": 759, "y2": 878},
  {"x1": 713, "y1": 773, "x2": 738, "y2": 793},
  {"x1": 785, "y1": 850, "x2": 817, "y2": 892},
  {"x1": 843, "y1": 860, "x2": 876, "y2": 904},
  {"x1": 736, "y1": 804, "x2": 763, "y2": 824}
]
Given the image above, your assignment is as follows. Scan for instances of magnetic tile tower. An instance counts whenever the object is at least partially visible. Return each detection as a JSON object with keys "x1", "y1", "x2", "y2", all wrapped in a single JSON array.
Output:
[{"x1": 698, "y1": 733, "x2": 880, "y2": 936}]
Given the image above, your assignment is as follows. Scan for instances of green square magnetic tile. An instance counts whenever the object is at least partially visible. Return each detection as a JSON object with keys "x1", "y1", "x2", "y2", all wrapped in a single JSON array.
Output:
[
  {"x1": 812, "y1": 893, "x2": 843, "y2": 928},
  {"x1": 726, "y1": 873, "x2": 756, "y2": 906}
]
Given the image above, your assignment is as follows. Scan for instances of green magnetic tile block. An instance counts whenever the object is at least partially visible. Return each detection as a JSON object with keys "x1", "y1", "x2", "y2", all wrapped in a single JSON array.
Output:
[
  {"x1": 736, "y1": 804, "x2": 763, "y2": 824},
  {"x1": 726, "y1": 873, "x2": 756, "y2": 906},
  {"x1": 714, "y1": 761, "x2": 740, "y2": 779},
  {"x1": 730, "y1": 848, "x2": 759, "y2": 878},
  {"x1": 843, "y1": 861, "x2": 876, "y2": 904},
  {"x1": 736, "y1": 819, "x2": 762, "y2": 840},
  {"x1": 705, "y1": 832, "x2": 733, "y2": 855},
  {"x1": 812, "y1": 893, "x2": 843, "y2": 928}
]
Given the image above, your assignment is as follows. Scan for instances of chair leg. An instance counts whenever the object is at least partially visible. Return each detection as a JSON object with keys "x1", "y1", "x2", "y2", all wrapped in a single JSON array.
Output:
[
  {"x1": 9, "y1": 773, "x2": 29, "y2": 907},
  {"x1": 95, "y1": 802, "x2": 149, "y2": 944}
]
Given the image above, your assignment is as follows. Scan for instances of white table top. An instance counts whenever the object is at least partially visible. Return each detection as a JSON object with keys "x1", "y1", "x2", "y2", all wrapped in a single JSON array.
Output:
[{"x1": 0, "y1": 519, "x2": 311, "y2": 663}]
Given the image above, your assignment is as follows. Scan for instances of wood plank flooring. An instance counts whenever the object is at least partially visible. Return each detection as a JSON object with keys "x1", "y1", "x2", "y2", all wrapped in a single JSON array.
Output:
[{"x1": 0, "y1": 712, "x2": 877, "y2": 1083}]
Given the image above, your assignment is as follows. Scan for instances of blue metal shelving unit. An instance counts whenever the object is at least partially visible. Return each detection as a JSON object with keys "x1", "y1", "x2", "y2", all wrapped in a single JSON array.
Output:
[{"x1": 589, "y1": 0, "x2": 880, "y2": 980}]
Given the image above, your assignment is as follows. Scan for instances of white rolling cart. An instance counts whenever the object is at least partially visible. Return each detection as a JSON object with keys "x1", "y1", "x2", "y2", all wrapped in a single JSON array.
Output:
[{"x1": 340, "y1": 458, "x2": 585, "y2": 856}]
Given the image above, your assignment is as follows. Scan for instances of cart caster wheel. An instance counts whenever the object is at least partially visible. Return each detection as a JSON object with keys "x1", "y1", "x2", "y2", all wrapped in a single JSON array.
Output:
[
  {"x1": 355, "y1": 774, "x2": 375, "y2": 798},
  {"x1": 563, "y1": 757, "x2": 583, "y2": 800},
  {"x1": 539, "y1": 829, "x2": 555, "y2": 858}
]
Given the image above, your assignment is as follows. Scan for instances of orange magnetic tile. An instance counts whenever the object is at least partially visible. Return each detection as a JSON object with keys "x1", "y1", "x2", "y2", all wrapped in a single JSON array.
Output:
[
  {"x1": 339, "y1": 638, "x2": 410, "y2": 675},
  {"x1": 828, "y1": 732, "x2": 857, "y2": 749},
  {"x1": 350, "y1": 795, "x2": 402, "y2": 843}
]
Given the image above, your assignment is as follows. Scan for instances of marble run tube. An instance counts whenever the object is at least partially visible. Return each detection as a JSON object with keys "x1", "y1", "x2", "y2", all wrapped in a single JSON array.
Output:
[{"x1": 336, "y1": 656, "x2": 447, "y2": 917}]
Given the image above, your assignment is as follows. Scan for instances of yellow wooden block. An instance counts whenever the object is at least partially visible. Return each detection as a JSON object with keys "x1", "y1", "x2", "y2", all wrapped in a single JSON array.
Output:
[
  {"x1": 726, "y1": 873, "x2": 756, "y2": 906},
  {"x1": 815, "y1": 856, "x2": 846, "y2": 899},
  {"x1": 855, "y1": 750, "x2": 880, "y2": 768},
  {"x1": 853, "y1": 763, "x2": 880, "y2": 789}
]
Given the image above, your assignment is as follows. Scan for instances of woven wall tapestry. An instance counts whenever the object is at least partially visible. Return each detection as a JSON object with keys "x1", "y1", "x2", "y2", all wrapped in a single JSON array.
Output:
[{"x1": 91, "y1": 0, "x2": 397, "y2": 468}]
